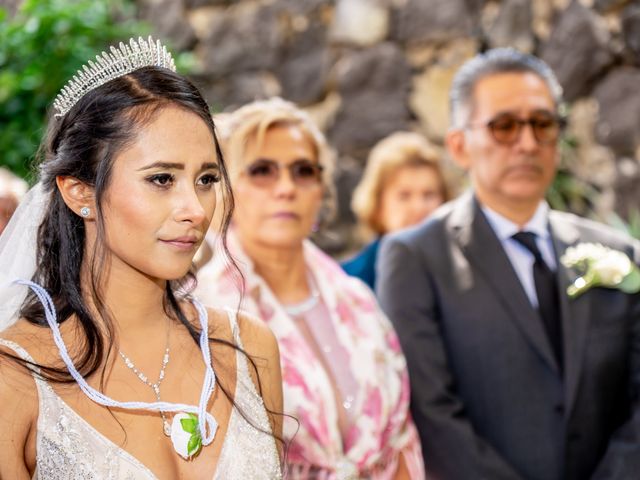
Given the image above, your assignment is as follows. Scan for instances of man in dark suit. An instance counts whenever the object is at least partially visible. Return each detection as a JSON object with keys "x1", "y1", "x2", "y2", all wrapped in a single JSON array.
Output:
[{"x1": 376, "y1": 48, "x2": 640, "y2": 480}]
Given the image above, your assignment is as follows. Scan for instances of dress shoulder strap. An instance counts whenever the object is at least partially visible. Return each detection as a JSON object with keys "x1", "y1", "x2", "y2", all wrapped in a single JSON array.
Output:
[
  {"x1": 223, "y1": 307, "x2": 252, "y2": 380},
  {"x1": 0, "y1": 337, "x2": 52, "y2": 396},
  {"x1": 0, "y1": 337, "x2": 34, "y2": 360},
  {"x1": 224, "y1": 307, "x2": 243, "y2": 347}
]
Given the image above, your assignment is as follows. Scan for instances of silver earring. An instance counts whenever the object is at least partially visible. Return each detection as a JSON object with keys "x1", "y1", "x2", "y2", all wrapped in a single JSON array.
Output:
[{"x1": 80, "y1": 207, "x2": 91, "y2": 218}]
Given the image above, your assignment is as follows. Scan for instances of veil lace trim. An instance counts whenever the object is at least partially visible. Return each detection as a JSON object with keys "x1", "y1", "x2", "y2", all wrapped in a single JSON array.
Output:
[{"x1": 0, "y1": 182, "x2": 48, "y2": 331}]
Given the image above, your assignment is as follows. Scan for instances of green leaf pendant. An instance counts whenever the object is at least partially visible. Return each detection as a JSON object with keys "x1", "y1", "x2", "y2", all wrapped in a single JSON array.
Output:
[{"x1": 171, "y1": 413, "x2": 203, "y2": 459}]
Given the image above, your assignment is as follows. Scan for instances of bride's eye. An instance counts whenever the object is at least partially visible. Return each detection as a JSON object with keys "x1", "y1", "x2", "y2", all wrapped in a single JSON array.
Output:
[
  {"x1": 197, "y1": 172, "x2": 221, "y2": 187},
  {"x1": 146, "y1": 173, "x2": 175, "y2": 187}
]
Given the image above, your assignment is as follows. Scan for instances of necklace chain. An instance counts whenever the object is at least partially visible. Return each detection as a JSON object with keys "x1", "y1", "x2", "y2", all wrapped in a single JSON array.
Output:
[
  {"x1": 282, "y1": 274, "x2": 320, "y2": 316},
  {"x1": 23, "y1": 281, "x2": 219, "y2": 458},
  {"x1": 119, "y1": 326, "x2": 171, "y2": 436}
]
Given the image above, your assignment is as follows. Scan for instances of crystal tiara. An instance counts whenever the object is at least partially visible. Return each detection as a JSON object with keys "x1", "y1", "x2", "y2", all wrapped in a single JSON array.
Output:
[{"x1": 52, "y1": 36, "x2": 177, "y2": 118}]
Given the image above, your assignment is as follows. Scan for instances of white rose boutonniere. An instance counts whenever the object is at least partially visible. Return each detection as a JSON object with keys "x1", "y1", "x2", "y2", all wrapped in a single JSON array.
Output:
[{"x1": 560, "y1": 242, "x2": 640, "y2": 298}]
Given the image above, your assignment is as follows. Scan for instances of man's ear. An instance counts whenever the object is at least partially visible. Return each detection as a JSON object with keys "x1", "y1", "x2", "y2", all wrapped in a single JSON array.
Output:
[
  {"x1": 55, "y1": 176, "x2": 96, "y2": 219},
  {"x1": 445, "y1": 128, "x2": 471, "y2": 171}
]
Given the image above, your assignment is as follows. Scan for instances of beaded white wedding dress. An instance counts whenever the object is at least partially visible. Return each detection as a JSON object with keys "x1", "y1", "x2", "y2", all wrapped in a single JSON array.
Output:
[{"x1": 0, "y1": 311, "x2": 282, "y2": 480}]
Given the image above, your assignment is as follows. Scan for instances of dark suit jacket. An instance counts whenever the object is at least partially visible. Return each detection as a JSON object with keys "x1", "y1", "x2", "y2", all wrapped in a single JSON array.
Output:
[{"x1": 376, "y1": 192, "x2": 640, "y2": 480}]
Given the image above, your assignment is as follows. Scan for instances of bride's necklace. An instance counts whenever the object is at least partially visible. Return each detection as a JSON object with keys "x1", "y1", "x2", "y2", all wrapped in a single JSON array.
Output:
[
  {"x1": 119, "y1": 326, "x2": 171, "y2": 436},
  {"x1": 21, "y1": 280, "x2": 219, "y2": 460}
]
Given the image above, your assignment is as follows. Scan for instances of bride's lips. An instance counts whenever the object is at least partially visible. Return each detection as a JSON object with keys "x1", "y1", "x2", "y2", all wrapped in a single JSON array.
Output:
[{"x1": 160, "y1": 235, "x2": 199, "y2": 251}]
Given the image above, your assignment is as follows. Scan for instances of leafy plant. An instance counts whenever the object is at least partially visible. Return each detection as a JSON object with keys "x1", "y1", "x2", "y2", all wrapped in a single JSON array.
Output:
[
  {"x1": 546, "y1": 167, "x2": 600, "y2": 217},
  {"x1": 0, "y1": 0, "x2": 153, "y2": 181},
  {"x1": 606, "y1": 209, "x2": 640, "y2": 240},
  {"x1": 550, "y1": 131, "x2": 640, "y2": 240},
  {"x1": 546, "y1": 131, "x2": 600, "y2": 217}
]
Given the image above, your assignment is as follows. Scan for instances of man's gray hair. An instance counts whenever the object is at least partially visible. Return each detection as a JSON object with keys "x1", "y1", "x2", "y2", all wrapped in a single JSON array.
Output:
[{"x1": 450, "y1": 48, "x2": 564, "y2": 128}]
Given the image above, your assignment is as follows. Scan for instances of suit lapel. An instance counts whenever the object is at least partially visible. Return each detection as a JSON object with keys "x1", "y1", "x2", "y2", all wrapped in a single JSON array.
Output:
[
  {"x1": 449, "y1": 194, "x2": 560, "y2": 374},
  {"x1": 548, "y1": 213, "x2": 591, "y2": 414}
]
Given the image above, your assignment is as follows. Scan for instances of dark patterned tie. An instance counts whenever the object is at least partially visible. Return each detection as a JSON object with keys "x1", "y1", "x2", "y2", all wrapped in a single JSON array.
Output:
[{"x1": 512, "y1": 231, "x2": 563, "y2": 370}]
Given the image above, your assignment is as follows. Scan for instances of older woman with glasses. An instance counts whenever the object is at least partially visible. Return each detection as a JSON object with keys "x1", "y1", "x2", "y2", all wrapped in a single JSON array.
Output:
[{"x1": 196, "y1": 98, "x2": 425, "y2": 479}]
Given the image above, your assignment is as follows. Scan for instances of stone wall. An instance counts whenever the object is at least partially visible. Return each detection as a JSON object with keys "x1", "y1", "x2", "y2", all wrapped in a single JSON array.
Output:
[{"x1": 137, "y1": 0, "x2": 640, "y2": 253}]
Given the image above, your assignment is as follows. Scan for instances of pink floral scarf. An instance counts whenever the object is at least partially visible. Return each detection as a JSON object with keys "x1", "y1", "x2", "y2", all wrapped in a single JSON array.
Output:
[{"x1": 195, "y1": 230, "x2": 424, "y2": 479}]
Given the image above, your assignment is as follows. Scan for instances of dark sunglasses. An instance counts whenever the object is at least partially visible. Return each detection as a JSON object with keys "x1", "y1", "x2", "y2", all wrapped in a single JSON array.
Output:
[
  {"x1": 468, "y1": 112, "x2": 567, "y2": 145},
  {"x1": 244, "y1": 159, "x2": 323, "y2": 188}
]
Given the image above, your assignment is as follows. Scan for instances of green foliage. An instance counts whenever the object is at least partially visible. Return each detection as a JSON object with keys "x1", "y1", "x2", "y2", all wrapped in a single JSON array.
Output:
[
  {"x1": 550, "y1": 130, "x2": 640, "y2": 241},
  {"x1": 546, "y1": 131, "x2": 599, "y2": 217},
  {"x1": 606, "y1": 209, "x2": 640, "y2": 240},
  {"x1": 546, "y1": 168, "x2": 600, "y2": 217},
  {"x1": 0, "y1": 0, "x2": 149, "y2": 180}
]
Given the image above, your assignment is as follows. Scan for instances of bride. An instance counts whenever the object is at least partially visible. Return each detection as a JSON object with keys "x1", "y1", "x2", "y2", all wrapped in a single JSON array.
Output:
[{"x1": 0, "y1": 37, "x2": 282, "y2": 479}]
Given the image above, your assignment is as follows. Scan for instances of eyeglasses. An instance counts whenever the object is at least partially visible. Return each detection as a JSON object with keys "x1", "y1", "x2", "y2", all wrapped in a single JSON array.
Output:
[
  {"x1": 244, "y1": 159, "x2": 323, "y2": 188},
  {"x1": 467, "y1": 112, "x2": 566, "y2": 145}
]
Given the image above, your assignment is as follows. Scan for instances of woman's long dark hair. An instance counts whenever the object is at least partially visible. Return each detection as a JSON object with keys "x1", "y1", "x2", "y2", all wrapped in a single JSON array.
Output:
[
  {"x1": 2, "y1": 66, "x2": 285, "y2": 450},
  {"x1": 19, "y1": 67, "x2": 236, "y2": 379}
]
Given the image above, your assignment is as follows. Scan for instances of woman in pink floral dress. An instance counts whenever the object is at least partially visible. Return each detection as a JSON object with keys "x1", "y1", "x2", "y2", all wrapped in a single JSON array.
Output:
[{"x1": 196, "y1": 98, "x2": 425, "y2": 479}]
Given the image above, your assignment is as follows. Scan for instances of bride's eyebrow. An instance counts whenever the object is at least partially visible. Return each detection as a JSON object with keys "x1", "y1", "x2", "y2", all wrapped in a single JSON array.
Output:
[
  {"x1": 201, "y1": 163, "x2": 220, "y2": 172},
  {"x1": 137, "y1": 162, "x2": 184, "y2": 171},
  {"x1": 136, "y1": 162, "x2": 220, "y2": 172}
]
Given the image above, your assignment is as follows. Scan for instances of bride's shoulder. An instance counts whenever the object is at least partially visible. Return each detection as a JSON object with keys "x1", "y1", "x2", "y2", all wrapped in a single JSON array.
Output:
[
  {"x1": 0, "y1": 318, "x2": 51, "y2": 381},
  {"x1": 231, "y1": 309, "x2": 283, "y2": 438},
  {"x1": 0, "y1": 318, "x2": 51, "y2": 355},
  {"x1": 183, "y1": 301, "x2": 277, "y2": 353},
  {"x1": 0, "y1": 322, "x2": 39, "y2": 478},
  {"x1": 209, "y1": 306, "x2": 278, "y2": 358},
  {"x1": 196, "y1": 305, "x2": 283, "y2": 437},
  {"x1": 202, "y1": 305, "x2": 280, "y2": 372},
  {"x1": 236, "y1": 309, "x2": 278, "y2": 356},
  {"x1": 180, "y1": 301, "x2": 280, "y2": 379},
  {"x1": 0, "y1": 320, "x2": 40, "y2": 440},
  {"x1": 0, "y1": 319, "x2": 72, "y2": 393},
  {"x1": 207, "y1": 307, "x2": 276, "y2": 348}
]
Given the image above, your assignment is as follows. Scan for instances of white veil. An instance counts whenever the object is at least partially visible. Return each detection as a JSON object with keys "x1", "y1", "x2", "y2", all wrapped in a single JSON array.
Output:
[{"x1": 0, "y1": 182, "x2": 49, "y2": 331}]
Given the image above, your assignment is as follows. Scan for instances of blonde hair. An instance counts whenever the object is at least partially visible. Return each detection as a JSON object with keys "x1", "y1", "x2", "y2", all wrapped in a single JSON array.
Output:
[
  {"x1": 216, "y1": 97, "x2": 336, "y2": 223},
  {"x1": 352, "y1": 132, "x2": 450, "y2": 235}
]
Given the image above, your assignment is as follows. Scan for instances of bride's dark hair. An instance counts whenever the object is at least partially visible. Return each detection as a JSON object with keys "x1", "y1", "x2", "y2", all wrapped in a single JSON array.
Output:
[
  {"x1": 19, "y1": 66, "x2": 236, "y2": 383},
  {"x1": 2, "y1": 66, "x2": 288, "y2": 454}
]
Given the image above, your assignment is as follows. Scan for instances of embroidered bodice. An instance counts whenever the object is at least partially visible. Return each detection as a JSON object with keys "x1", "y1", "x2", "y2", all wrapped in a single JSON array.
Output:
[{"x1": 0, "y1": 309, "x2": 281, "y2": 479}]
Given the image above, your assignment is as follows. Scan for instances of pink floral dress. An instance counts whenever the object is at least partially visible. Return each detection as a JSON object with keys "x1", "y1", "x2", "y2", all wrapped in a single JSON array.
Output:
[{"x1": 195, "y1": 231, "x2": 425, "y2": 479}]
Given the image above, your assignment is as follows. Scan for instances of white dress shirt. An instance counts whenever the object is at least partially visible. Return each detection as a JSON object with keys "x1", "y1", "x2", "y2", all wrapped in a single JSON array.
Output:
[{"x1": 481, "y1": 202, "x2": 556, "y2": 308}]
